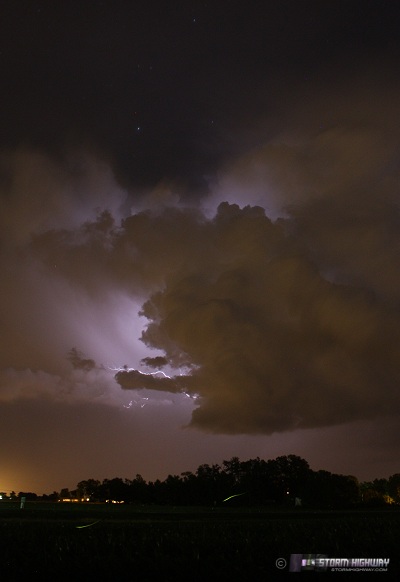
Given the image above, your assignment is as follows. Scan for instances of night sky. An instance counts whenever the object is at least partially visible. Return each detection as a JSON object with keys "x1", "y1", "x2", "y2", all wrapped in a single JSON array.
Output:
[{"x1": 2, "y1": 0, "x2": 400, "y2": 494}]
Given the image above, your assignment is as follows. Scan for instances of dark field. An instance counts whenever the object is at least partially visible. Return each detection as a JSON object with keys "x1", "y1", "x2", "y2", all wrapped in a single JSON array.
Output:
[{"x1": 1, "y1": 503, "x2": 399, "y2": 580}]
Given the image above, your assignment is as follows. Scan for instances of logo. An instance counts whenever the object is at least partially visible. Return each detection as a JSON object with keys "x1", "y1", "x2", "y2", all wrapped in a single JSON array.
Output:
[{"x1": 288, "y1": 554, "x2": 390, "y2": 572}]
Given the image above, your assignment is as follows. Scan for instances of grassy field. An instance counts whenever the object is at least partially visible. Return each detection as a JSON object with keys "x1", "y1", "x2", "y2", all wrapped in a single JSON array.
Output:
[{"x1": 1, "y1": 502, "x2": 399, "y2": 580}]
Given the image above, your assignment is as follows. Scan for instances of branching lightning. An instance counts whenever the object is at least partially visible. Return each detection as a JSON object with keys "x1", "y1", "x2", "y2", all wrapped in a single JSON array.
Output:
[
  {"x1": 123, "y1": 397, "x2": 149, "y2": 409},
  {"x1": 108, "y1": 363, "x2": 199, "y2": 407},
  {"x1": 108, "y1": 365, "x2": 172, "y2": 379}
]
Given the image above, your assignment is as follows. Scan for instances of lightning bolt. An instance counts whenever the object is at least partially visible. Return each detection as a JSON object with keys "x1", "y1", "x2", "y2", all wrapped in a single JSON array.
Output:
[
  {"x1": 109, "y1": 364, "x2": 199, "y2": 404},
  {"x1": 108, "y1": 365, "x2": 172, "y2": 379},
  {"x1": 183, "y1": 391, "x2": 199, "y2": 400},
  {"x1": 123, "y1": 397, "x2": 149, "y2": 409}
]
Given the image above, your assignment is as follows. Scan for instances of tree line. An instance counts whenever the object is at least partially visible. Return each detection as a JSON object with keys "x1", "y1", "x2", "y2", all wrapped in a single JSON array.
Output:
[{"x1": 3, "y1": 455, "x2": 400, "y2": 508}]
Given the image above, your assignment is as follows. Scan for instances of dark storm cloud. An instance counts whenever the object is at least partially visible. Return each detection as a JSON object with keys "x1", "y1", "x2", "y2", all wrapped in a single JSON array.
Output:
[
  {"x1": 140, "y1": 356, "x2": 169, "y2": 368},
  {"x1": 67, "y1": 348, "x2": 96, "y2": 372},
  {"x1": 0, "y1": 148, "x2": 138, "y2": 407},
  {"x1": 115, "y1": 369, "x2": 187, "y2": 392},
  {"x1": 137, "y1": 205, "x2": 400, "y2": 434},
  {"x1": 33, "y1": 194, "x2": 400, "y2": 434},
  {"x1": 3, "y1": 67, "x2": 400, "y2": 438},
  {"x1": 2, "y1": 1, "x2": 400, "y2": 442},
  {"x1": 2, "y1": 1, "x2": 399, "y2": 194},
  {"x1": 0, "y1": 147, "x2": 127, "y2": 247}
]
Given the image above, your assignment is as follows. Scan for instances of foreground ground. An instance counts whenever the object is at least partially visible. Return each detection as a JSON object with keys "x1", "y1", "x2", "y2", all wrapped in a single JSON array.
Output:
[{"x1": 1, "y1": 502, "x2": 399, "y2": 580}]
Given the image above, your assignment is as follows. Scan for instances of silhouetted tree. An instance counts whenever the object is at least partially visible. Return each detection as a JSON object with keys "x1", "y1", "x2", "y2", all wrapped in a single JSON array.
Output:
[
  {"x1": 59, "y1": 488, "x2": 71, "y2": 499},
  {"x1": 127, "y1": 474, "x2": 149, "y2": 504},
  {"x1": 18, "y1": 492, "x2": 37, "y2": 500},
  {"x1": 99, "y1": 478, "x2": 129, "y2": 502},
  {"x1": 304, "y1": 470, "x2": 360, "y2": 507},
  {"x1": 51, "y1": 454, "x2": 397, "y2": 508},
  {"x1": 388, "y1": 474, "x2": 400, "y2": 503},
  {"x1": 77, "y1": 479, "x2": 101, "y2": 500},
  {"x1": 265, "y1": 455, "x2": 311, "y2": 502}
]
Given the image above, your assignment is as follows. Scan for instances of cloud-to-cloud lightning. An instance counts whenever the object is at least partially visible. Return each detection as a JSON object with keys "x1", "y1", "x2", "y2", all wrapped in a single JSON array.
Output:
[
  {"x1": 30, "y1": 190, "x2": 400, "y2": 435},
  {"x1": 3, "y1": 78, "x2": 400, "y2": 436}
]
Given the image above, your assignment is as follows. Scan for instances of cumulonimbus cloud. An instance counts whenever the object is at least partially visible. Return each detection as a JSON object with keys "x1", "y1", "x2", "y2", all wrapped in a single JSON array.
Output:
[
  {"x1": 31, "y1": 196, "x2": 400, "y2": 435},
  {"x1": 4, "y1": 86, "x2": 400, "y2": 436}
]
